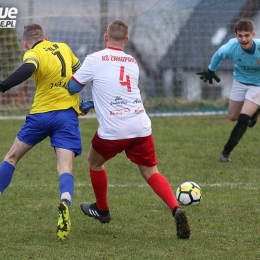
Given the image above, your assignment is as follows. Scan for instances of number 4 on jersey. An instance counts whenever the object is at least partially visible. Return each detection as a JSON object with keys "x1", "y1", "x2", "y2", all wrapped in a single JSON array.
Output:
[{"x1": 119, "y1": 66, "x2": 131, "y2": 92}]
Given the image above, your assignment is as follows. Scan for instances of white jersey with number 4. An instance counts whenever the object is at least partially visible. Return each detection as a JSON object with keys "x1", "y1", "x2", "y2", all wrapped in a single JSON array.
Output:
[{"x1": 73, "y1": 47, "x2": 152, "y2": 140}]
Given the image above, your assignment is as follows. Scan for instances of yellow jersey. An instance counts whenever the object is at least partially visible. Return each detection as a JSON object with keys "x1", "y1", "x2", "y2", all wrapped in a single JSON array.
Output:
[{"x1": 23, "y1": 40, "x2": 81, "y2": 114}]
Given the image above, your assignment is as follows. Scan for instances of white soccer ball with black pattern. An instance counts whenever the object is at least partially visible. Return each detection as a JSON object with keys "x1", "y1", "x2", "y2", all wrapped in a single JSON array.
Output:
[{"x1": 175, "y1": 181, "x2": 202, "y2": 206}]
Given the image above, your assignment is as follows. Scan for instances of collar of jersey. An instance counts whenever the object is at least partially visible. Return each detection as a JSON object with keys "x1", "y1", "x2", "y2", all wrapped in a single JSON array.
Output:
[
  {"x1": 242, "y1": 41, "x2": 256, "y2": 54},
  {"x1": 31, "y1": 40, "x2": 44, "y2": 49},
  {"x1": 107, "y1": 46, "x2": 123, "y2": 51}
]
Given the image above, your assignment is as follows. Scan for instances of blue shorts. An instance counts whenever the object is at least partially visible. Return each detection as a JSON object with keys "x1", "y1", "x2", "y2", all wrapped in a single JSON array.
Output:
[{"x1": 17, "y1": 109, "x2": 82, "y2": 156}]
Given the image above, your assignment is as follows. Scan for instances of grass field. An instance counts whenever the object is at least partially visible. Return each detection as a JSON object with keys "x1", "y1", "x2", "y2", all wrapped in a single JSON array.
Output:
[{"x1": 0, "y1": 115, "x2": 260, "y2": 260}]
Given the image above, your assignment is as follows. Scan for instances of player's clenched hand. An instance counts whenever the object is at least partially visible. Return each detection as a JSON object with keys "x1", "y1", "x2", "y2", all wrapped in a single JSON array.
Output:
[
  {"x1": 79, "y1": 99, "x2": 94, "y2": 115},
  {"x1": 196, "y1": 69, "x2": 220, "y2": 84}
]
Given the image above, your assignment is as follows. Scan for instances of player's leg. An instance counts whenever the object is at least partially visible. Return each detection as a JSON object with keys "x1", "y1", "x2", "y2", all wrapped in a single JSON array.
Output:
[
  {"x1": 228, "y1": 80, "x2": 247, "y2": 121},
  {"x1": 138, "y1": 165, "x2": 180, "y2": 212},
  {"x1": 221, "y1": 99, "x2": 259, "y2": 162},
  {"x1": 220, "y1": 81, "x2": 249, "y2": 161},
  {"x1": 248, "y1": 106, "x2": 260, "y2": 128},
  {"x1": 138, "y1": 165, "x2": 189, "y2": 239},
  {"x1": 0, "y1": 114, "x2": 43, "y2": 195},
  {"x1": 0, "y1": 137, "x2": 33, "y2": 194},
  {"x1": 87, "y1": 144, "x2": 108, "y2": 210},
  {"x1": 80, "y1": 135, "x2": 111, "y2": 223},
  {"x1": 50, "y1": 109, "x2": 82, "y2": 239},
  {"x1": 127, "y1": 135, "x2": 190, "y2": 239},
  {"x1": 56, "y1": 148, "x2": 75, "y2": 206},
  {"x1": 55, "y1": 148, "x2": 75, "y2": 240},
  {"x1": 52, "y1": 111, "x2": 81, "y2": 207},
  {"x1": 80, "y1": 133, "x2": 131, "y2": 223},
  {"x1": 228, "y1": 99, "x2": 243, "y2": 121},
  {"x1": 245, "y1": 87, "x2": 260, "y2": 128},
  {"x1": 127, "y1": 135, "x2": 180, "y2": 212}
]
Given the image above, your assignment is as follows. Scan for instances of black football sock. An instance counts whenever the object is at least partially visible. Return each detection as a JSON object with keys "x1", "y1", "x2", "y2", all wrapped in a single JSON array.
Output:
[{"x1": 223, "y1": 113, "x2": 249, "y2": 154}]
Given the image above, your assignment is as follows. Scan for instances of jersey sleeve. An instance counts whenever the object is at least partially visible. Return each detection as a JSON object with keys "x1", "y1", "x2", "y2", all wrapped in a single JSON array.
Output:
[
  {"x1": 72, "y1": 55, "x2": 94, "y2": 85},
  {"x1": 208, "y1": 38, "x2": 236, "y2": 71},
  {"x1": 0, "y1": 63, "x2": 35, "y2": 92},
  {"x1": 23, "y1": 49, "x2": 40, "y2": 70},
  {"x1": 72, "y1": 60, "x2": 81, "y2": 73},
  {"x1": 68, "y1": 77, "x2": 85, "y2": 94},
  {"x1": 208, "y1": 52, "x2": 223, "y2": 71}
]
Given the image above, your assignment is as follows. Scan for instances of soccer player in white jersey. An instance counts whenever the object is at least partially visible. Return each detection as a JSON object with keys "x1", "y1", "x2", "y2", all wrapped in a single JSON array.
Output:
[
  {"x1": 0, "y1": 24, "x2": 82, "y2": 240},
  {"x1": 68, "y1": 20, "x2": 190, "y2": 239},
  {"x1": 197, "y1": 18, "x2": 260, "y2": 162}
]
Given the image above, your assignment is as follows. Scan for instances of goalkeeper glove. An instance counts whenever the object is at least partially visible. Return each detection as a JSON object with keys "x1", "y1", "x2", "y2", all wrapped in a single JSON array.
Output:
[
  {"x1": 196, "y1": 69, "x2": 220, "y2": 84},
  {"x1": 79, "y1": 99, "x2": 94, "y2": 115}
]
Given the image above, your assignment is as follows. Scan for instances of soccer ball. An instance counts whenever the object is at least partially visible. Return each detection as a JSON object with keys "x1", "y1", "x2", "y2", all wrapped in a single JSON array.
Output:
[{"x1": 175, "y1": 181, "x2": 202, "y2": 206}]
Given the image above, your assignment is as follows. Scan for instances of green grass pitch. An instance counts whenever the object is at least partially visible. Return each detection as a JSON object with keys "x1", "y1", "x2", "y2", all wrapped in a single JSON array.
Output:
[{"x1": 0, "y1": 115, "x2": 260, "y2": 259}]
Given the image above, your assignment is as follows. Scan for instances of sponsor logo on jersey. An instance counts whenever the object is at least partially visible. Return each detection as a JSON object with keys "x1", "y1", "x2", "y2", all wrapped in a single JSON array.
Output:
[
  {"x1": 110, "y1": 108, "x2": 130, "y2": 115},
  {"x1": 110, "y1": 96, "x2": 127, "y2": 105}
]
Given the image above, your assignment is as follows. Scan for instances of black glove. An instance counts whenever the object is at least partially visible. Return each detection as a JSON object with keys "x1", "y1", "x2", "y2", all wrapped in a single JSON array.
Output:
[
  {"x1": 0, "y1": 83, "x2": 6, "y2": 93},
  {"x1": 196, "y1": 69, "x2": 220, "y2": 84}
]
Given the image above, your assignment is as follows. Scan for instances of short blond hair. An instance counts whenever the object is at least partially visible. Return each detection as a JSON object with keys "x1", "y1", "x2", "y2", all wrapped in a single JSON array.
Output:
[
  {"x1": 107, "y1": 20, "x2": 128, "y2": 41},
  {"x1": 23, "y1": 24, "x2": 45, "y2": 43}
]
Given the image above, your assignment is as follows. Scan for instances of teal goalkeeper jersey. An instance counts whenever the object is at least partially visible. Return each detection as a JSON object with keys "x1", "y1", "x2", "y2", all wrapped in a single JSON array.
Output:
[{"x1": 208, "y1": 38, "x2": 260, "y2": 85}]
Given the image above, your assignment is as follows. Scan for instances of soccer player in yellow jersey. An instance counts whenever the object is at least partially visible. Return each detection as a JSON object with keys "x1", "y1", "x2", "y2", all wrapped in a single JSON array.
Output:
[{"x1": 0, "y1": 24, "x2": 82, "y2": 240}]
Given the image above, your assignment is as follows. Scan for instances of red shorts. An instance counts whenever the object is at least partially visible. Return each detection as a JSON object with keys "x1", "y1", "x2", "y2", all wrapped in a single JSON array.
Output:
[{"x1": 92, "y1": 132, "x2": 158, "y2": 167}]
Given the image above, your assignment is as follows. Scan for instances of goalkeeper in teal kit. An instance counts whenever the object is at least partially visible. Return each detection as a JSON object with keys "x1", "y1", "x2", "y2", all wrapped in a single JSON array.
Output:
[{"x1": 197, "y1": 18, "x2": 260, "y2": 162}]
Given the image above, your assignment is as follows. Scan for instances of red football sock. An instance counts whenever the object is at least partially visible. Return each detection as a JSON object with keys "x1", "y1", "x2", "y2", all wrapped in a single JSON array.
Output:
[
  {"x1": 147, "y1": 173, "x2": 179, "y2": 212},
  {"x1": 89, "y1": 168, "x2": 108, "y2": 211}
]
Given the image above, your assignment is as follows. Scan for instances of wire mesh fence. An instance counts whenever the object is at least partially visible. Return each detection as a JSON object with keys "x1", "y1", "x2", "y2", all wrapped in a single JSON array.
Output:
[{"x1": 0, "y1": 0, "x2": 259, "y2": 115}]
